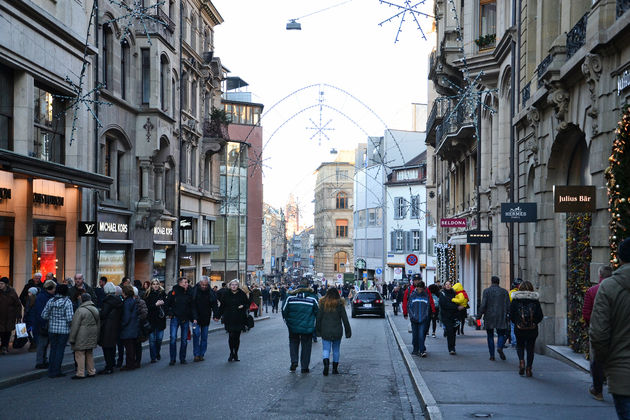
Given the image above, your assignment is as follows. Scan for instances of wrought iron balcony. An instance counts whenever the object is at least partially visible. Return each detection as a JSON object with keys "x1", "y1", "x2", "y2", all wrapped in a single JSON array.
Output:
[
  {"x1": 618, "y1": 0, "x2": 630, "y2": 19},
  {"x1": 435, "y1": 98, "x2": 477, "y2": 160},
  {"x1": 155, "y1": 8, "x2": 176, "y2": 34},
  {"x1": 566, "y1": 13, "x2": 588, "y2": 59},
  {"x1": 426, "y1": 99, "x2": 450, "y2": 146},
  {"x1": 140, "y1": 13, "x2": 175, "y2": 47},
  {"x1": 536, "y1": 54, "x2": 552, "y2": 88},
  {"x1": 521, "y1": 82, "x2": 531, "y2": 107}
]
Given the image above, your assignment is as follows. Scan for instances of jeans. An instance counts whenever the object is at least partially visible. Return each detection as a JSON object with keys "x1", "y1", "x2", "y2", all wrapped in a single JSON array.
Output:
[
  {"x1": 169, "y1": 317, "x2": 189, "y2": 362},
  {"x1": 486, "y1": 328, "x2": 508, "y2": 357},
  {"x1": 263, "y1": 299, "x2": 270, "y2": 313},
  {"x1": 613, "y1": 394, "x2": 630, "y2": 420},
  {"x1": 289, "y1": 332, "x2": 313, "y2": 369},
  {"x1": 411, "y1": 321, "x2": 428, "y2": 353},
  {"x1": 322, "y1": 339, "x2": 341, "y2": 363},
  {"x1": 515, "y1": 329, "x2": 537, "y2": 367},
  {"x1": 122, "y1": 338, "x2": 136, "y2": 369},
  {"x1": 35, "y1": 333, "x2": 49, "y2": 365},
  {"x1": 149, "y1": 328, "x2": 164, "y2": 361},
  {"x1": 445, "y1": 325, "x2": 457, "y2": 352},
  {"x1": 48, "y1": 333, "x2": 69, "y2": 377},
  {"x1": 103, "y1": 347, "x2": 115, "y2": 370},
  {"x1": 192, "y1": 324, "x2": 209, "y2": 357},
  {"x1": 272, "y1": 299, "x2": 279, "y2": 313},
  {"x1": 590, "y1": 351, "x2": 605, "y2": 394},
  {"x1": 510, "y1": 323, "x2": 516, "y2": 347}
]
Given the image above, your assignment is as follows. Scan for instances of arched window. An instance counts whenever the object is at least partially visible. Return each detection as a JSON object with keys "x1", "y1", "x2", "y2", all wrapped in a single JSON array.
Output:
[
  {"x1": 336, "y1": 191, "x2": 347, "y2": 209},
  {"x1": 335, "y1": 219, "x2": 348, "y2": 238},
  {"x1": 120, "y1": 39, "x2": 130, "y2": 100},
  {"x1": 160, "y1": 55, "x2": 168, "y2": 111},
  {"x1": 333, "y1": 251, "x2": 348, "y2": 273},
  {"x1": 102, "y1": 24, "x2": 113, "y2": 88}
]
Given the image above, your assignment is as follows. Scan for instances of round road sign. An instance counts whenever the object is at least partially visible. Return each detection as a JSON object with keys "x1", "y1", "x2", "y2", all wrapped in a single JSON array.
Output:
[{"x1": 406, "y1": 254, "x2": 418, "y2": 266}]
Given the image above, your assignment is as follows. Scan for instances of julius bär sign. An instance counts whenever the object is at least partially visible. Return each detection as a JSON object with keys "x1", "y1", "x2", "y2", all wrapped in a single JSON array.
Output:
[
  {"x1": 553, "y1": 185, "x2": 596, "y2": 213},
  {"x1": 500, "y1": 203, "x2": 537, "y2": 223}
]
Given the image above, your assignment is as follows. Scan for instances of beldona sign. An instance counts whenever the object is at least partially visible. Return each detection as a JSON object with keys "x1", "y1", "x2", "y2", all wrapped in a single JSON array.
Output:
[{"x1": 500, "y1": 203, "x2": 537, "y2": 223}]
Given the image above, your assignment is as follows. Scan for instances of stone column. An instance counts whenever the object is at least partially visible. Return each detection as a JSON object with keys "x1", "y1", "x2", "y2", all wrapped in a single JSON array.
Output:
[
  {"x1": 13, "y1": 178, "x2": 33, "y2": 293},
  {"x1": 13, "y1": 71, "x2": 34, "y2": 155},
  {"x1": 139, "y1": 159, "x2": 152, "y2": 200},
  {"x1": 154, "y1": 164, "x2": 164, "y2": 203}
]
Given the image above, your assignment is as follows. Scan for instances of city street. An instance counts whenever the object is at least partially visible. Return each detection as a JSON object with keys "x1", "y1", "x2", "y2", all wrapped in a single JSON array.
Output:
[{"x1": 0, "y1": 311, "x2": 423, "y2": 420}]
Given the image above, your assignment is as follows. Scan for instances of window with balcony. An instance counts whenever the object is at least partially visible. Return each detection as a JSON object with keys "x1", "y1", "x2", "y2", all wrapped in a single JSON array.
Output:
[
  {"x1": 33, "y1": 86, "x2": 65, "y2": 164},
  {"x1": 336, "y1": 219, "x2": 348, "y2": 238},
  {"x1": 0, "y1": 65, "x2": 13, "y2": 150},
  {"x1": 336, "y1": 191, "x2": 347, "y2": 209}
]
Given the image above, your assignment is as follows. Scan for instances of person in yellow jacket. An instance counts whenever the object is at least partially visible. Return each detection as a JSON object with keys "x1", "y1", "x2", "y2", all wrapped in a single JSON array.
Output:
[{"x1": 451, "y1": 283, "x2": 469, "y2": 335}]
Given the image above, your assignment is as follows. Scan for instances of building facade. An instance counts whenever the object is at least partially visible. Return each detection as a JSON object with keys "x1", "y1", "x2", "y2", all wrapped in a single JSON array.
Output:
[
  {"x1": 313, "y1": 153, "x2": 354, "y2": 282},
  {"x1": 261, "y1": 202, "x2": 286, "y2": 283}
]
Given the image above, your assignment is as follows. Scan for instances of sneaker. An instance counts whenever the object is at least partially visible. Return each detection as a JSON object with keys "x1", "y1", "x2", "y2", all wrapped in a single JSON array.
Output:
[
  {"x1": 289, "y1": 362, "x2": 298, "y2": 372},
  {"x1": 411, "y1": 351, "x2": 420, "y2": 356},
  {"x1": 431, "y1": 333, "x2": 436, "y2": 338},
  {"x1": 449, "y1": 350, "x2": 456, "y2": 355},
  {"x1": 589, "y1": 387, "x2": 604, "y2": 401},
  {"x1": 497, "y1": 348, "x2": 506, "y2": 360},
  {"x1": 71, "y1": 375, "x2": 85, "y2": 380},
  {"x1": 169, "y1": 360, "x2": 176, "y2": 366},
  {"x1": 420, "y1": 352, "x2": 427, "y2": 358},
  {"x1": 301, "y1": 368, "x2": 310, "y2": 373}
]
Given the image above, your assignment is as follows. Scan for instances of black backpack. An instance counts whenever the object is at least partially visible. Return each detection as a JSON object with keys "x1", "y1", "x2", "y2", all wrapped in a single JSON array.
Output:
[{"x1": 516, "y1": 301, "x2": 537, "y2": 330}]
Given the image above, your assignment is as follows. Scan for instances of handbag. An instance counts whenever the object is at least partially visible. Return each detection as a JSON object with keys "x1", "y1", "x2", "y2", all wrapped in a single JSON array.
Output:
[
  {"x1": 246, "y1": 314, "x2": 255, "y2": 329},
  {"x1": 15, "y1": 323, "x2": 28, "y2": 339},
  {"x1": 12, "y1": 336, "x2": 28, "y2": 349},
  {"x1": 249, "y1": 302, "x2": 259, "y2": 312}
]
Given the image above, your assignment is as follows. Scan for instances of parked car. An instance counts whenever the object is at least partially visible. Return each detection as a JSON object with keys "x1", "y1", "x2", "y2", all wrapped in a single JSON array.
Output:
[{"x1": 351, "y1": 291, "x2": 385, "y2": 318}]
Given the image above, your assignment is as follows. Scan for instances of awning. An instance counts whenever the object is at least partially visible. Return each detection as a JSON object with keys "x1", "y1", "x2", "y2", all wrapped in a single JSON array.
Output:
[
  {"x1": 387, "y1": 262, "x2": 405, "y2": 267},
  {"x1": 98, "y1": 239, "x2": 134, "y2": 244},
  {"x1": 0, "y1": 150, "x2": 113, "y2": 190},
  {"x1": 179, "y1": 244, "x2": 219, "y2": 253},
  {"x1": 154, "y1": 240, "x2": 177, "y2": 246},
  {"x1": 448, "y1": 234, "x2": 469, "y2": 245}
]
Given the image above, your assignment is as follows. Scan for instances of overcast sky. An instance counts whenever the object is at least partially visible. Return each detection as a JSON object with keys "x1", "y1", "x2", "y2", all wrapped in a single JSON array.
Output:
[{"x1": 212, "y1": 0, "x2": 433, "y2": 226}]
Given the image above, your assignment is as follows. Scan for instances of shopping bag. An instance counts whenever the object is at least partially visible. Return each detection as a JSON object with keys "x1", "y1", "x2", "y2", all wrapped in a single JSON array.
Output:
[
  {"x1": 15, "y1": 323, "x2": 28, "y2": 339},
  {"x1": 249, "y1": 302, "x2": 259, "y2": 312}
]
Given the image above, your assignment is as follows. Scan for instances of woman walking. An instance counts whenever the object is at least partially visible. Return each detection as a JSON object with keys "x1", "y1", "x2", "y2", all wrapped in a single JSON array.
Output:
[
  {"x1": 217, "y1": 280, "x2": 249, "y2": 362},
  {"x1": 0, "y1": 277, "x2": 21, "y2": 354},
  {"x1": 438, "y1": 281, "x2": 464, "y2": 355},
  {"x1": 119, "y1": 285, "x2": 138, "y2": 371},
  {"x1": 144, "y1": 279, "x2": 166, "y2": 363},
  {"x1": 271, "y1": 285, "x2": 280, "y2": 313},
  {"x1": 69, "y1": 294, "x2": 100, "y2": 379},
  {"x1": 316, "y1": 288, "x2": 351, "y2": 375},
  {"x1": 509, "y1": 280, "x2": 543, "y2": 377},
  {"x1": 98, "y1": 282, "x2": 122, "y2": 374},
  {"x1": 41, "y1": 284, "x2": 74, "y2": 377},
  {"x1": 427, "y1": 283, "x2": 441, "y2": 337}
]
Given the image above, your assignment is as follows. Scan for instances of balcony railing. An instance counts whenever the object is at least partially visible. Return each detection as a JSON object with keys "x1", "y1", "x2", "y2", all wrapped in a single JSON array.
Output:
[
  {"x1": 566, "y1": 13, "x2": 588, "y2": 59},
  {"x1": 618, "y1": 0, "x2": 630, "y2": 19},
  {"x1": 521, "y1": 82, "x2": 531, "y2": 107},
  {"x1": 140, "y1": 15, "x2": 174, "y2": 47},
  {"x1": 436, "y1": 98, "x2": 476, "y2": 151},
  {"x1": 426, "y1": 99, "x2": 449, "y2": 135},
  {"x1": 155, "y1": 8, "x2": 175, "y2": 34},
  {"x1": 536, "y1": 54, "x2": 552, "y2": 88}
]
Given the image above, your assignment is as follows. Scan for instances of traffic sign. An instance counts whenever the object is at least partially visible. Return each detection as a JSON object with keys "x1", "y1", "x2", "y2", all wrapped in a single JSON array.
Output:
[
  {"x1": 394, "y1": 267, "x2": 403, "y2": 280},
  {"x1": 336, "y1": 273, "x2": 343, "y2": 281},
  {"x1": 375, "y1": 268, "x2": 382, "y2": 275},
  {"x1": 362, "y1": 272, "x2": 368, "y2": 278},
  {"x1": 406, "y1": 254, "x2": 418, "y2": 266}
]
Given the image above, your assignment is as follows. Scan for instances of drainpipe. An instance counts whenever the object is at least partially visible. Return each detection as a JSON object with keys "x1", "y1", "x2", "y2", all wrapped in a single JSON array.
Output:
[
  {"x1": 93, "y1": 0, "x2": 100, "y2": 287},
  {"x1": 176, "y1": 2, "x2": 183, "y2": 285},
  {"x1": 508, "y1": 0, "x2": 518, "y2": 285}
]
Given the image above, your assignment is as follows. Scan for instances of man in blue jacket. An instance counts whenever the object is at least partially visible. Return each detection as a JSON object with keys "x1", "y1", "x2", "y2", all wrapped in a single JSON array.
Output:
[
  {"x1": 407, "y1": 280, "x2": 431, "y2": 357},
  {"x1": 282, "y1": 278, "x2": 319, "y2": 373},
  {"x1": 33, "y1": 280, "x2": 56, "y2": 369}
]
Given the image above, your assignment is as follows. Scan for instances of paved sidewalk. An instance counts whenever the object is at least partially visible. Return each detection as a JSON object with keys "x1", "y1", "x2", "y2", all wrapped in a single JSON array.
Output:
[
  {"x1": 388, "y1": 311, "x2": 616, "y2": 419},
  {"x1": 0, "y1": 315, "x2": 272, "y2": 389}
]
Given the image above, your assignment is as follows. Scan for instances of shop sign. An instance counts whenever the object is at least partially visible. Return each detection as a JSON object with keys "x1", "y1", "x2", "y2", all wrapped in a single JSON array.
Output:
[
  {"x1": 180, "y1": 216, "x2": 193, "y2": 230},
  {"x1": 153, "y1": 220, "x2": 174, "y2": 237},
  {"x1": 500, "y1": 203, "x2": 537, "y2": 223},
  {"x1": 99, "y1": 222, "x2": 128, "y2": 233},
  {"x1": 355, "y1": 258, "x2": 366, "y2": 269},
  {"x1": 467, "y1": 230, "x2": 493, "y2": 243},
  {"x1": 33, "y1": 193, "x2": 64, "y2": 206},
  {"x1": 97, "y1": 214, "x2": 129, "y2": 239},
  {"x1": 553, "y1": 185, "x2": 596, "y2": 213},
  {"x1": 35, "y1": 221, "x2": 58, "y2": 236},
  {"x1": 440, "y1": 218, "x2": 467, "y2": 228},
  {"x1": 0, "y1": 188, "x2": 10, "y2": 200},
  {"x1": 78, "y1": 221, "x2": 97, "y2": 237},
  {"x1": 619, "y1": 69, "x2": 630, "y2": 95}
]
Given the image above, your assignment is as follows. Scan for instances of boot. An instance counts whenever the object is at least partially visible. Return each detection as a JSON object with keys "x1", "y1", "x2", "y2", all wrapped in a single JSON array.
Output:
[
  {"x1": 525, "y1": 366, "x2": 532, "y2": 377},
  {"x1": 323, "y1": 358, "x2": 330, "y2": 376},
  {"x1": 332, "y1": 362, "x2": 339, "y2": 374},
  {"x1": 228, "y1": 347, "x2": 234, "y2": 362},
  {"x1": 518, "y1": 360, "x2": 525, "y2": 376}
]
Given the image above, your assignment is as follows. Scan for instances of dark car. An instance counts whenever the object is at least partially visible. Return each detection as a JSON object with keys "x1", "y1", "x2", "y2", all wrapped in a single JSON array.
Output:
[{"x1": 351, "y1": 291, "x2": 385, "y2": 318}]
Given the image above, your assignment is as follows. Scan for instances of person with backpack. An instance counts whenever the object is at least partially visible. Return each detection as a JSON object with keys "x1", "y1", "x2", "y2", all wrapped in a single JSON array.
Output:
[
  {"x1": 406, "y1": 280, "x2": 431, "y2": 357},
  {"x1": 478, "y1": 276, "x2": 510, "y2": 361},
  {"x1": 509, "y1": 280, "x2": 543, "y2": 377}
]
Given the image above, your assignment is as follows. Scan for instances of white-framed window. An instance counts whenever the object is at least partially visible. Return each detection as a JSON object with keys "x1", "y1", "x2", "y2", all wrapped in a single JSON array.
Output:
[
  {"x1": 395, "y1": 197, "x2": 406, "y2": 219},
  {"x1": 411, "y1": 195, "x2": 420, "y2": 218},
  {"x1": 412, "y1": 230, "x2": 423, "y2": 252},
  {"x1": 395, "y1": 230, "x2": 404, "y2": 252}
]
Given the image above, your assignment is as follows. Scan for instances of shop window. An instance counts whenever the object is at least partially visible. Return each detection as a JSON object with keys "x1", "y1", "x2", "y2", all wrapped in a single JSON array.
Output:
[
  {"x1": 98, "y1": 249, "x2": 127, "y2": 285},
  {"x1": 180, "y1": 217, "x2": 198, "y2": 244},
  {"x1": 153, "y1": 249, "x2": 166, "y2": 282},
  {"x1": 336, "y1": 192, "x2": 347, "y2": 209},
  {"x1": 333, "y1": 251, "x2": 347, "y2": 272},
  {"x1": 336, "y1": 219, "x2": 348, "y2": 238},
  {"x1": 0, "y1": 65, "x2": 13, "y2": 150},
  {"x1": 121, "y1": 39, "x2": 130, "y2": 100},
  {"x1": 141, "y1": 48, "x2": 150, "y2": 104},
  {"x1": 32, "y1": 221, "x2": 65, "y2": 281},
  {"x1": 33, "y1": 86, "x2": 65, "y2": 164},
  {"x1": 202, "y1": 219, "x2": 214, "y2": 244}
]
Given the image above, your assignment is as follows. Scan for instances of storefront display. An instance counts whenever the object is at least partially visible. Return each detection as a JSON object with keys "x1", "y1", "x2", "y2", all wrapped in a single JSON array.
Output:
[
  {"x1": 98, "y1": 250, "x2": 126, "y2": 284},
  {"x1": 32, "y1": 220, "x2": 65, "y2": 281}
]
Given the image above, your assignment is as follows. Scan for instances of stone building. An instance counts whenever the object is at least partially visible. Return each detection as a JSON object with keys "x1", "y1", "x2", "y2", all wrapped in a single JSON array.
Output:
[
  {"x1": 262, "y1": 202, "x2": 286, "y2": 283},
  {"x1": 0, "y1": 0, "x2": 111, "y2": 292},
  {"x1": 313, "y1": 152, "x2": 354, "y2": 281}
]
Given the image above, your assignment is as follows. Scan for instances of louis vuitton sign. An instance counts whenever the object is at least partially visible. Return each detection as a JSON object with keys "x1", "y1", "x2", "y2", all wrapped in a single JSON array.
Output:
[{"x1": 33, "y1": 193, "x2": 64, "y2": 206}]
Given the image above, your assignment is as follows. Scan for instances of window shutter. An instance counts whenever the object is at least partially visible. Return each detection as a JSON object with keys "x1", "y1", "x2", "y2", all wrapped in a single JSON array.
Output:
[
  {"x1": 419, "y1": 231, "x2": 424, "y2": 252},
  {"x1": 406, "y1": 231, "x2": 412, "y2": 252},
  {"x1": 394, "y1": 197, "x2": 401, "y2": 219},
  {"x1": 390, "y1": 231, "x2": 395, "y2": 252}
]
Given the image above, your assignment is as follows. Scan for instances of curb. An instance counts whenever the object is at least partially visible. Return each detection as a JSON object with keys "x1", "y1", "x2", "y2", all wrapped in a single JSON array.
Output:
[
  {"x1": 0, "y1": 316, "x2": 271, "y2": 390},
  {"x1": 386, "y1": 313, "x2": 442, "y2": 420}
]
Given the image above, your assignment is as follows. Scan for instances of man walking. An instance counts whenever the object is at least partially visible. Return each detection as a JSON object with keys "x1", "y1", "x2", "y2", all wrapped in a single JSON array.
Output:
[
  {"x1": 583, "y1": 265, "x2": 613, "y2": 401},
  {"x1": 478, "y1": 276, "x2": 510, "y2": 361},
  {"x1": 33, "y1": 280, "x2": 56, "y2": 369},
  {"x1": 407, "y1": 280, "x2": 431, "y2": 357},
  {"x1": 191, "y1": 277, "x2": 218, "y2": 362},
  {"x1": 166, "y1": 277, "x2": 193, "y2": 365},
  {"x1": 590, "y1": 238, "x2": 630, "y2": 419},
  {"x1": 282, "y1": 278, "x2": 319, "y2": 373}
]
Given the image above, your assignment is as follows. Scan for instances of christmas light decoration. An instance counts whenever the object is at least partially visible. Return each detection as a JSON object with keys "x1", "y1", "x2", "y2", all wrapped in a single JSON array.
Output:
[
  {"x1": 566, "y1": 213, "x2": 591, "y2": 355},
  {"x1": 378, "y1": 0, "x2": 433, "y2": 43}
]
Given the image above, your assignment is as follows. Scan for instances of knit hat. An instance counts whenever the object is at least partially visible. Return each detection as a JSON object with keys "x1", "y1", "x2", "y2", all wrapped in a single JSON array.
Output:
[
  {"x1": 620, "y1": 237, "x2": 630, "y2": 263},
  {"x1": 28, "y1": 287, "x2": 38, "y2": 295},
  {"x1": 0, "y1": 277, "x2": 8, "y2": 284},
  {"x1": 43, "y1": 280, "x2": 56, "y2": 290}
]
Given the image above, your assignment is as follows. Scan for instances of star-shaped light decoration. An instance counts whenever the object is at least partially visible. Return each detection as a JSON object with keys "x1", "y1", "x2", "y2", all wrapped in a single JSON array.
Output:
[
  {"x1": 306, "y1": 90, "x2": 335, "y2": 145},
  {"x1": 248, "y1": 148, "x2": 271, "y2": 177},
  {"x1": 105, "y1": 0, "x2": 168, "y2": 45},
  {"x1": 378, "y1": 0, "x2": 433, "y2": 43}
]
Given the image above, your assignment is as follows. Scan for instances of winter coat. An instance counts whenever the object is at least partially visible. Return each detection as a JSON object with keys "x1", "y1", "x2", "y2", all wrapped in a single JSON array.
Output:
[
  {"x1": 69, "y1": 301, "x2": 100, "y2": 351},
  {"x1": 165, "y1": 285, "x2": 194, "y2": 322},
  {"x1": 0, "y1": 286, "x2": 21, "y2": 333},
  {"x1": 262, "y1": 287, "x2": 270, "y2": 303},
  {"x1": 33, "y1": 290, "x2": 54, "y2": 336},
  {"x1": 282, "y1": 287, "x2": 319, "y2": 334},
  {"x1": 135, "y1": 297, "x2": 148, "y2": 321},
  {"x1": 217, "y1": 289, "x2": 249, "y2": 333},
  {"x1": 23, "y1": 294, "x2": 37, "y2": 329},
  {"x1": 191, "y1": 285, "x2": 218, "y2": 326},
  {"x1": 590, "y1": 263, "x2": 630, "y2": 396},
  {"x1": 250, "y1": 287, "x2": 262, "y2": 306},
  {"x1": 407, "y1": 289, "x2": 431, "y2": 324},
  {"x1": 280, "y1": 287, "x2": 287, "y2": 300},
  {"x1": 95, "y1": 287, "x2": 105, "y2": 309},
  {"x1": 403, "y1": 285, "x2": 435, "y2": 317},
  {"x1": 438, "y1": 289, "x2": 461, "y2": 328},
  {"x1": 478, "y1": 284, "x2": 510, "y2": 330},
  {"x1": 509, "y1": 291, "x2": 543, "y2": 333},
  {"x1": 19, "y1": 279, "x2": 39, "y2": 308},
  {"x1": 68, "y1": 283, "x2": 97, "y2": 310},
  {"x1": 119, "y1": 297, "x2": 138, "y2": 340},
  {"x1": 316, "y1": 300, "x2": 351, "y2": 341},
  {"x1": 99, "y1": 294, "x2": 123, "y2": 347},
  {"x1": 451, "y1": 283, "x2": 469, "y2": 307},
  {"x1": 582, "y1": 278, "x2": 605, "y2": 325},
  {"x1": 271, "y1": 290, "x2": 280, "y2": 302},
  {"x1": 144, "y1": 289, "x2": 167, "y2": 330},
  {"x1": 41, "y1": 295, "x2": 74, "y2": 334}
]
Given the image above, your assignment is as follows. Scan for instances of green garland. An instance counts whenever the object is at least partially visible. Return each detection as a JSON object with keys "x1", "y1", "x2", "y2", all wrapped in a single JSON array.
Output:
[
  {"x1": 606, "y1": 104, "x2": 630, "y2": 268},
  {"x1": 566, "y1": 213, "x2": 591, "y2": 354}
]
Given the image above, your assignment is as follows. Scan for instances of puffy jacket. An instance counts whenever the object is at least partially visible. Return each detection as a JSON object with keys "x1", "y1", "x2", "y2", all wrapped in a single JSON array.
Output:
[
  {"x1": 590, "y1": 263, "x2": 630, "y2": 396},
  {"x1": 119, "y1": 297, "x2": 138, "y2": 340},
  {"x1": 99, "y1": 295, "x2": 123, "y2": 347},
  {"x1": 402, "y1": 285, "x2": 435, "y2": 317},
  {"x1": 509, "y1": 291, "x2": 543, "y2": 331},
  {"x1": 69, "y1": 301, "x2": 100, "y2": 350},
  {"x1": 407, "y1": 289, "x2": 431, "y2": 324},
  {"x1": 0, "y1": 286, "x2": 21, "y2": 333},
  {"x1": 166, "y1": 285, "x2": 193, "y2": 322},
  {"x1": 282, "y1": 287, "x2": 319, "y2": 334}
]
